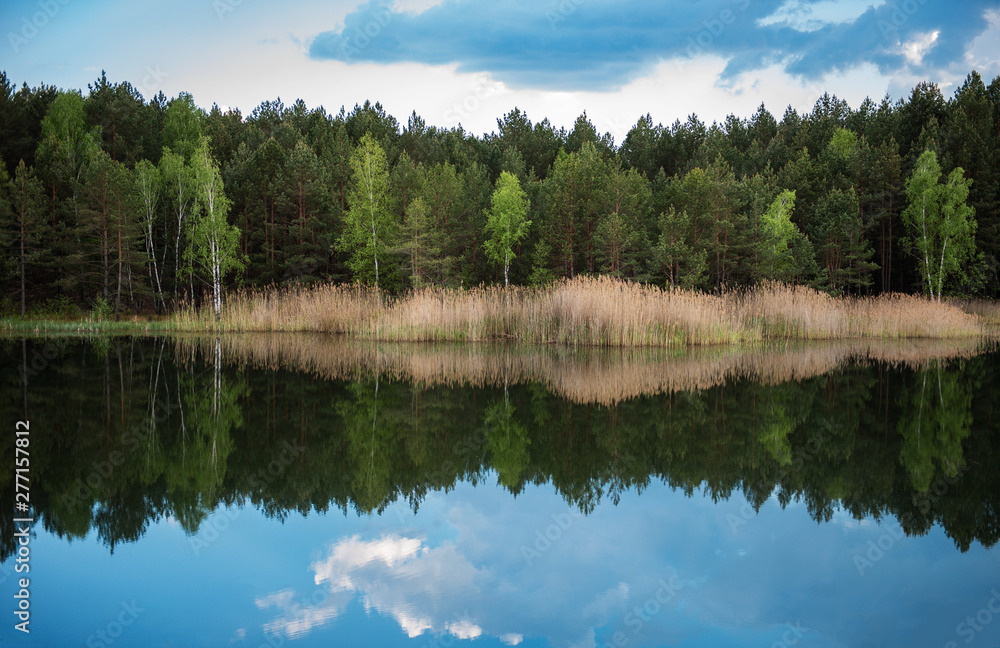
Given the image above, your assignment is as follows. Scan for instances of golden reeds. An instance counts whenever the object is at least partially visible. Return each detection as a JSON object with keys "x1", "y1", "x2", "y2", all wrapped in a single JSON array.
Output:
[
  {"x1": 170, "y1": 276, "x2": 990, "y2": 345},
  {"x1": 175, "y1": 334, "x2": 987, "y2": 407}
]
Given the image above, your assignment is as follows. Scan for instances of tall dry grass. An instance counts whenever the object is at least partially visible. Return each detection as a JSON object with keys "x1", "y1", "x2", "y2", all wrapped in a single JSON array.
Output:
[
  {"x1": 170, "y1": 276, "x2": 989, "y2": 345},
  {"x1": 175, "y1": 334, "x2": 988, "y2": 406},
  {"x1": 946, "y1": 297, "x2": 1000, "y2": 327}
]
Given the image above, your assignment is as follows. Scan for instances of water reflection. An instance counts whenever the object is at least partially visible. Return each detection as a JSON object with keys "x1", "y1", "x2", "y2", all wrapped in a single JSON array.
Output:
[{"x1": 1, "y1": 334, "x2": 997, "y2": 568}]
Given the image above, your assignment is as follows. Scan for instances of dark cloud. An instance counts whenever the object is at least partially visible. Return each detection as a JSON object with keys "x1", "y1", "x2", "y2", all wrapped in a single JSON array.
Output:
[{"x1": 308, "y1": 0, "x2": 997, "y2": 90}]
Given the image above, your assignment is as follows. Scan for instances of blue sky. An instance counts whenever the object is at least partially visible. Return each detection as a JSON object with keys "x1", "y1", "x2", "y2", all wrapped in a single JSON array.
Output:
[
  {"x1": 6, "y1": 477, "x2": 999, "y2": 648},
  {"x1": 2, "y1": 0, "x2": 999, "y2": 139}
]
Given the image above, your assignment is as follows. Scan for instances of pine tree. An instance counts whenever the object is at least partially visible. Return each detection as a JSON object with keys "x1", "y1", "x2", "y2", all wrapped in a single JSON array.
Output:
[
  {"x1": 7, "y1": 161, "x2": 44, "y2": 317},
  {"x1": 656, "y1": 207, "x2": 708, "y2": 289},
  {"x1": 814, "y1": 188, "x2": 877, "y2": 294},
  {"x1": 595, "y1": 160, "x2": 650, "y2": 278},
  {"x1": 398, "y1": 197, "x2": 448, "y2": 288}
]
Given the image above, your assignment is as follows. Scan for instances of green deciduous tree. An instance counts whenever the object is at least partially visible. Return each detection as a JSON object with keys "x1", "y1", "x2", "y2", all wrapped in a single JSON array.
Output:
[
  {"x1": 188, "y1": 138, "x2": 243, "y2": 320},
  {"x1": 901, "y1": 150, "x2": 977, "y2": 300},
  {"x1": 757, "y1": 189, "x2": 814, "y2": 282},
  {"x1": 163, "y1": 93, "x2": 204, "y2": 162},
  {"x1": 159, "y1": 148, "x2": 196, "y2": 301},
  {"x1": 340, "y1": 134, "x2": 395, "y2": 292},
  {"x1": 484, "y1": 171, "x2": 531, "y2": 286},
  {"x1": 134, "y1": 160, "x2": 165, "y2": 312}
]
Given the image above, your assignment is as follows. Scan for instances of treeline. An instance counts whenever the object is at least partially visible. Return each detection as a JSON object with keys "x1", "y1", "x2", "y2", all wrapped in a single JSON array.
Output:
[
  {"x1": 2, "y1": 338, "x2": 996, "y2": 559},
  {"x1": 1, "y1": 69, "x2": 998, "y2": 315}
]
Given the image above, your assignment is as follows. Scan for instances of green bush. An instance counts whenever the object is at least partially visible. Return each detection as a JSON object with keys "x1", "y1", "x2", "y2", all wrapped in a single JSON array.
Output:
[{"x1": 90, "y1": 296, "x2": 113, "y2": 322}]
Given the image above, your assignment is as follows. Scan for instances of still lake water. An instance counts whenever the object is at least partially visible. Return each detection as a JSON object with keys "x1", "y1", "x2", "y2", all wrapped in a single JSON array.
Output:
[{"x1": 2, "y1": 334, "x2": 999, "y2": 648}]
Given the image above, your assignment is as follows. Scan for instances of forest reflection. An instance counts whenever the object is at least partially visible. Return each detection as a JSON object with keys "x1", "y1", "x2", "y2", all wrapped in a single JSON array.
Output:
[{"x1": 1, "y1": 334, "x2": 996, "y2": 562}]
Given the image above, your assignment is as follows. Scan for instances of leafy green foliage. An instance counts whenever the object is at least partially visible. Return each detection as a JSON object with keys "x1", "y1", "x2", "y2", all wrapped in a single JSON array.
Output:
[
  {"x1": 902, "y1": 150, "x2": 977, "y2": 300},
  {"x1": 340, "y1": 134, "x2": 395, "y2": 292},
  {"x1": 484, "y1": 171, "x2": 531, "y2": 286},
  {"x1": 187, "y1": 138, "x2": 243, "y2": 319},
  {"x1": 4, "y1": 70, "x2": 1000, "y2": 312}
]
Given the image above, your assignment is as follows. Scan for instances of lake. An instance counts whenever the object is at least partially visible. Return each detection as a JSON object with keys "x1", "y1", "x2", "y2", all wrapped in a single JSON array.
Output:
[{"x1": 2, "y1": 334, "x2": 999, "y2": 648}]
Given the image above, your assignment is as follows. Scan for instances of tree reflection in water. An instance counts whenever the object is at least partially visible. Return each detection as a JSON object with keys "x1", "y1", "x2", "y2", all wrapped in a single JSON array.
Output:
[{"x1": 0, "y1": 334, "x2": 996, "y2": 560}]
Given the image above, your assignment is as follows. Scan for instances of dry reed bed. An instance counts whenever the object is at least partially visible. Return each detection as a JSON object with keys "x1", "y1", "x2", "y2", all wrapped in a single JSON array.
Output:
[
  {"x1": 171, "y1": 277, "x2": 987, "y2": 345},
  {"x1": 176, "y1": 334, "x2": 987, "y2": 406},
  {"x1": 946, "y1": 297, "x2": 1000, "y2": 326}
]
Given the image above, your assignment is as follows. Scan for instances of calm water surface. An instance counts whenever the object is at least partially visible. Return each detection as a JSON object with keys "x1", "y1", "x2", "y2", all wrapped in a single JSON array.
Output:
[{"x1": 1, "y1": 335, "x2": 998, "y2": 648}]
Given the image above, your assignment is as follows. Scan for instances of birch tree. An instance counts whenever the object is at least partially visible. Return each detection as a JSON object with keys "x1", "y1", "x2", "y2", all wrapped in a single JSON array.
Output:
[
  {"x1": 901, "y1": 150, "x2": 976, "y2": 300},
  {"x1": 188, "y1": 138, "x2": 243, "y2": 320},
  {"x1": 484, "y1": 171, "x2": 530, "y2": 287},
  {"x1": 160, "y1": 148, "x2": 195, "y2": 301},
  {"x1": 134, "y1": 159, "x2": 165, "y2": 312},
  {"x1": 340, "y1": 133, "x2": 394, "y2": 293}
]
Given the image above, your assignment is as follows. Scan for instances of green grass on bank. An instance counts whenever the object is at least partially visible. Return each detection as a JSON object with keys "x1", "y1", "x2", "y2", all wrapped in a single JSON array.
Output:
[{"x1": 0, "y1": 317, "x2": 172, "y2": 335}]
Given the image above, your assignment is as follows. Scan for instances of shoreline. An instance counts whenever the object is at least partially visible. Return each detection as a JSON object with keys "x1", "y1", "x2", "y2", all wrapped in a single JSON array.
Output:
[{"x1": 3, "y1": 277, "x2": 997, "y2": 345}]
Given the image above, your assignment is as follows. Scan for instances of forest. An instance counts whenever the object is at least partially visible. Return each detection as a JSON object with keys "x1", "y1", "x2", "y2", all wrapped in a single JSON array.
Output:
[{"x1": 1, "y1": 68, "x2": 999, "y2": 317}]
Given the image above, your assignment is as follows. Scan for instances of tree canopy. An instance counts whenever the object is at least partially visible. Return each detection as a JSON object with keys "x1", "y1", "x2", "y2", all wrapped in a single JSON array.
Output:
[{"x1": 2, "y1": 68, "x2": 1000, "y2": 316}]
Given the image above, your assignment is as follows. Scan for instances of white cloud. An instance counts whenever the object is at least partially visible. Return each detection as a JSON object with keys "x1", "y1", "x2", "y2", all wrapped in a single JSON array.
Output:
[
  {"x1": 306, "y1": 533, "x2": 504, "y2": 641},
  {"x1": 254, "y1": 588, "x2": 351, "y2": 639},
  {"x1": 758, "y1": 0, "x2": 886, "y2": 32},
  {"x1": 901, "y1": 30, "x2": 940, "y2": 66},
  {"x1": 963, "y1": 8, "x2": 1000, "y2": 74},
  {"x1": 446, "y1": 619, "x2": 483, "y2": 640}
]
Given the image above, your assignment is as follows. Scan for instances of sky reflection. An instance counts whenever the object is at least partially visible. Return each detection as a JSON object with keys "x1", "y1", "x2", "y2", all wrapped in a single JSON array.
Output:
[{"x1": 3, "y1": 473, "x2": 998, "y2": 647}]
